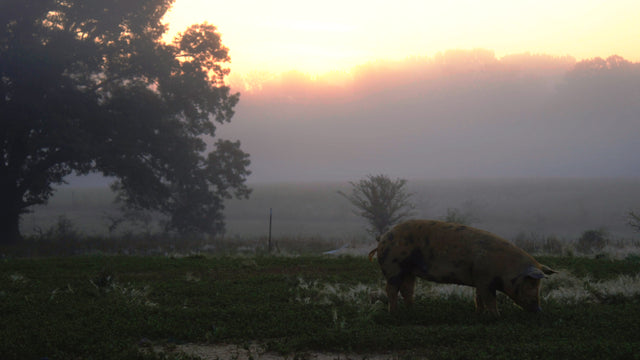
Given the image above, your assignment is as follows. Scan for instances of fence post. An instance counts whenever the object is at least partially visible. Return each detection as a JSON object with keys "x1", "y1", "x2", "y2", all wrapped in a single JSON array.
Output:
[{"x1": 268, "y1": 208, "x2": 273, "y2": 253}]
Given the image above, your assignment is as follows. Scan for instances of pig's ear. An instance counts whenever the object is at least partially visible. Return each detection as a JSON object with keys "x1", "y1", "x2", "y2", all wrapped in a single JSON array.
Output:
[
  {"x1": 523, "y1": 266, "x2": 545, "y2": 279},
  {"x1": 540, "y1": 265, "x2": 557, "y2": 275}
]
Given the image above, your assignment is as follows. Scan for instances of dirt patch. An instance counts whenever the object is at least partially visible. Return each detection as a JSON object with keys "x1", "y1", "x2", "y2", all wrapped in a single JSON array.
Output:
[{"x1": 150, "y1": 342, "x2": 401, "y2": 360}]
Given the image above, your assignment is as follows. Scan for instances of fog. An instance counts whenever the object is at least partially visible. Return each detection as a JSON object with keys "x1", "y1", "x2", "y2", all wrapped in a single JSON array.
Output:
[
  {"x1": 52, "y1": 50, "x2": 640, "y2": 242},
  {"x1": 220, "y1": 50, "x2": 640, "y2": 182},
  {"x1": 35, "y1": 178, "x2": 640, "y2": 240},
  {"x1": 222, "y1": 178, "x2": 640, "y2": 240}
]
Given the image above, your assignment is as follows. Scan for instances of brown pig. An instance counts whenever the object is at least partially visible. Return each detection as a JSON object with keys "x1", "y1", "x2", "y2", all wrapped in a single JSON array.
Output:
[{"x1": 369, "y1": 219, "x2": 556, "y2": 314}]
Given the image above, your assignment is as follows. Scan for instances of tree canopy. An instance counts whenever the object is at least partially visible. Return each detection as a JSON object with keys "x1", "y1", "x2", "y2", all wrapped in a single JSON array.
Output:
[
  {"x1": 339, "y1": 174, "x2": 415, "y2": 238},
  {"x1": 0, "y1": 0, "x2": 251, "y2": 243}
]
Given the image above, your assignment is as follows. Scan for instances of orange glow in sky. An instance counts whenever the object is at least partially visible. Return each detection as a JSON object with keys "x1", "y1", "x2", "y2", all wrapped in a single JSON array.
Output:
[{"x1": 163, "y1": 0, "x2": 640, "y2": 77}]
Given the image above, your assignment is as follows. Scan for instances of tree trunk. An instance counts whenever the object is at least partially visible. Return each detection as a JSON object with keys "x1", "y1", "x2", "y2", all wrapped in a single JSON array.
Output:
[
  {"x1": 0, "y1": 207, "x2": 22, "y2": 245},
  {"x1": 0, "y1": 183, "x2": 24, "y2": 244}
]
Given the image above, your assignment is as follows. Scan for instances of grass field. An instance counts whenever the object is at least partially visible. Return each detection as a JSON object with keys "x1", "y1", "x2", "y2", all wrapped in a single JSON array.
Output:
[{"x1": 2, "y1": 255, "x2": 640, "y2": 359}]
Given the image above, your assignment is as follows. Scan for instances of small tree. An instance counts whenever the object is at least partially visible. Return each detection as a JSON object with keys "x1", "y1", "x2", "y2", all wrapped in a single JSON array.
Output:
[
  {"x1": 339, "y1": 174, "x2": 415, "y2": 238},
  {"x1": 628, "y1": 211, "x2": 640, "y2": 232},
  {"x1": 441, "y1": 208, "x2": 473, "y2": 225},
  {"x1": 576, "y1": 228, "x2": 607, "y2": 254}
]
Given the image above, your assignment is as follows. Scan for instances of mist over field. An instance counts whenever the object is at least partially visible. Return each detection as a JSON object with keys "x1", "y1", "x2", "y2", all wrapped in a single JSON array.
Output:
[
  {"x1": 38, "y1": 50, "x2": 640, "y2": 246},
  {"x1": 221, "y1": 50, "x2": 640, "y2": 182},
  {"x1": 223, "y1": 178, "x2": 640, "y2": 240},
  {"x1": 31, "y1": 178, "x2": 640, "y2": 243}
]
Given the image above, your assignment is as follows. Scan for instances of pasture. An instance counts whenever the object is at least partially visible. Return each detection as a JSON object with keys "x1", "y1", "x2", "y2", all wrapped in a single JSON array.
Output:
[
  {"x1": 1, "y1": 254, "x2": 640, "y2": 359},
  {"x1": 5, "y1": 177, "x2": 640, "y2": 358},
  {"x1": 23, "y1": 178, "x2": 640, "y2": 242}
]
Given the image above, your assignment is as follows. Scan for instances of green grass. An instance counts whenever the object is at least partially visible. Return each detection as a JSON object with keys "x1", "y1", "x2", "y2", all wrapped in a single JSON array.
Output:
[{"x1": 1, "y1": 255, "x2": 640, "y2": 359}]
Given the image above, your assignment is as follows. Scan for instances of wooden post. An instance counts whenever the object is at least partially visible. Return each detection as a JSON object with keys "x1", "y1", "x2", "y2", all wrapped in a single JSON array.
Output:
[{"x1": 268, "y1": 208, "x2": 273, "y2": 253}]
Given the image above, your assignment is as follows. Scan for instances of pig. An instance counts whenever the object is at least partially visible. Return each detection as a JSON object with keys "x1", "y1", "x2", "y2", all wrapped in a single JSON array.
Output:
[{"x1": 368, "y1": 219, "x2": 556, "y2": 314}]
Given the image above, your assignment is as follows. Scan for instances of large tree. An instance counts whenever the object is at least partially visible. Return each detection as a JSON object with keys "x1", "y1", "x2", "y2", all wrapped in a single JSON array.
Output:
[{"x1": 0, "y1": 0, "x2": 251, "y2": 243}]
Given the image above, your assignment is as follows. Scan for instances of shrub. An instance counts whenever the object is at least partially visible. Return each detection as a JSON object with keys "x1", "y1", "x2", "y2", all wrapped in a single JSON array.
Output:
[
  {"x1": 576, "y1": 229, "x2": 608, "y2": 254},
  {"x1": 441, "y1": 208, "x2": 474, "y2": 225},
  {"x1": 513, "y1": 232, "x2": 538, "y2": 254},
  {"x1": 542, "y1": 236, "x2": 564, "y2": 255},
  {"x1": 513, "y1": 232, "x2": 564, "y2": 255},
  {"x1": 34, "y1": 215, "x2": 82, "y2": 242},
  {"x1": 628, "y1": 211, "x2": 640, "y2": 232}
]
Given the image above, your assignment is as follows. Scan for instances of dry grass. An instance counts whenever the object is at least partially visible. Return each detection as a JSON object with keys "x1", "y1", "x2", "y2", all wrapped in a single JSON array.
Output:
[{"x1": 292, "y1": 270, "x2": 640, "y2": 308}]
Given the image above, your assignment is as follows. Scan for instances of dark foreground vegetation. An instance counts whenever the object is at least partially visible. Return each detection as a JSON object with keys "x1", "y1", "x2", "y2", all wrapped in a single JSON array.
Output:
[{"x1": 1, "y1": 255, "x2": 640, "y2": 359}]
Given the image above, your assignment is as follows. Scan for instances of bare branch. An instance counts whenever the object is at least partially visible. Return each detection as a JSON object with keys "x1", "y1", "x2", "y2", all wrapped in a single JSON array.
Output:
[
  {"x1": 338, "y1": 174, "x2": 415, "y2": 238},
  {"x1": 628, "y1": 211, "x2": 640, "y2": 232}
]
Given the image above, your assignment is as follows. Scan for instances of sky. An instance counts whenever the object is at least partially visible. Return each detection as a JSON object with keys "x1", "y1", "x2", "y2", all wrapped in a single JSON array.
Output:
[
  {"x1": 162, "y1": 0, "x2": 640, "y2": 77},
  {"x1": 155, "y1": 0, "x2": 640, "y2": 183},
  {"x1": 214, "y1": 53, "x2": 640, "y2": 182}
]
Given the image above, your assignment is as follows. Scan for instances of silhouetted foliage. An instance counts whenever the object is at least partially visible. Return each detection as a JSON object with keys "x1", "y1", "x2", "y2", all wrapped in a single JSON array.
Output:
[
  {"x1": 34, "y1": 215, "x2": 82, "y2": 243},
  {"x1": 513, "y1": 232, "x2": 564, "y2": 255},
  {"x1": 441, "y1": 208, "x2": 474, "y2": 225},
  {"x1": 0, "y1": 0, "x2": 250, "y2": 243},
  {"x1": 628, "y1": 211, "x2": 640, "y2": 233},
  {"x1": 576, "y1": 228, "x2": 608, "y2": 254},
  {"x1": 338, "y1": 174, "x2": 415, "y2": 238}
]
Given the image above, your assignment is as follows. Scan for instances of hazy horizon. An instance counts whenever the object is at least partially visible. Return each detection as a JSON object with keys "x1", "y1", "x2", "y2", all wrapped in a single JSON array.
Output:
[{"x1": 36, "y1": 178, "x2": 640, "y2": 241}]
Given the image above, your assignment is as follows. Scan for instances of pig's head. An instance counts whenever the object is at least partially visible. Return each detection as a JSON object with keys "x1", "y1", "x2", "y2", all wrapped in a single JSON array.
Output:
[{"x1": 510, "y1": 265, "x2": 556, "y2": 312}]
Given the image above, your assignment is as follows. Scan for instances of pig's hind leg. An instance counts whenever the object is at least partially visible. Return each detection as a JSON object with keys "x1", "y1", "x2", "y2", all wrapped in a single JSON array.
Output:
[
  {"x1": 385, "y1": 274, "x2": 416, "y2": 312},
  {"x1": 385, "y1": 281, "x2": 400, "y2": 312},
  {"x1": 399, "y1": 274, "x2": 416, "y2": 308}
]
